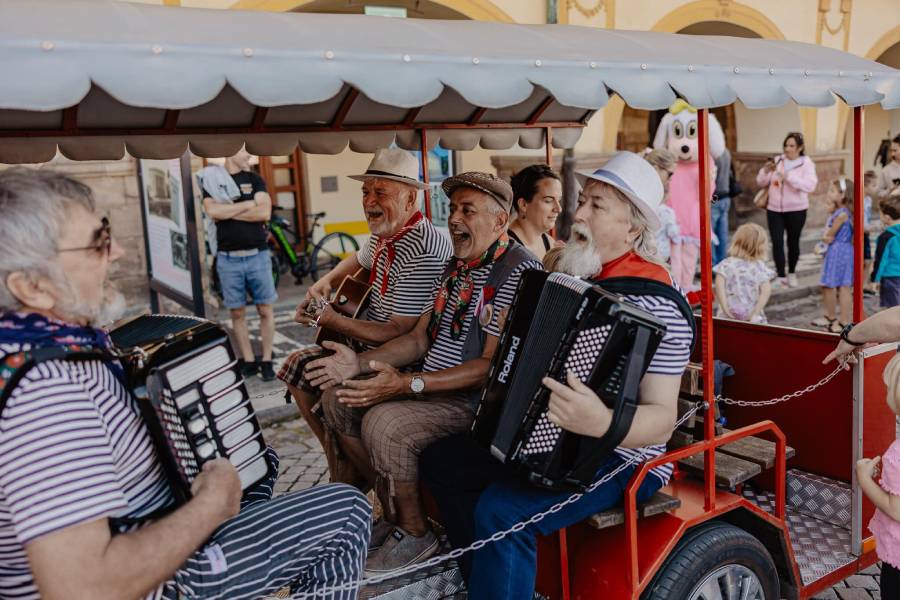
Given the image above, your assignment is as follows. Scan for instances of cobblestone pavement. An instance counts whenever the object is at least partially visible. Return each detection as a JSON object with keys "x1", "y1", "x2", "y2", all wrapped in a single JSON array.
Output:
[{"x1": 262, "y1": 417, "x2": 882, "y2": 598}]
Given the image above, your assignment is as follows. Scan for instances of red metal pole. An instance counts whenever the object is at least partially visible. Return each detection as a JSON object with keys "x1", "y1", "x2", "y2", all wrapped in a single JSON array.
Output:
[
  {"x1": 698, "y1": 108, "x2": 717, "y2": 512},
  {"x1": 419, "y1": 129, "x2": 432, "y2": 221},
  {"x1": 853, "y1": 106, "x2": 865, "y2": 322},
  {"x1": 545, "y1": 126, "x2": 553, "y2": 166}
]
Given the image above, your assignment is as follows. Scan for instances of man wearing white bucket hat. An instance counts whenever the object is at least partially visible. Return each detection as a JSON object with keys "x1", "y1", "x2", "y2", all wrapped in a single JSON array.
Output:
[
  {"x1": 422, "y1": 151, "x2": 695, "y2": 600},
  {"x1": 278, "y1": 147, "x2": 451, "y2": 485}
]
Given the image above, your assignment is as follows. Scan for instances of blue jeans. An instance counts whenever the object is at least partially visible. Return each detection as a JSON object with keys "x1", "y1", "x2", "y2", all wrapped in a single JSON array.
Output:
[
  {"x1": 216, "y1": 250, "x2": 278, "y2": 309},
  {"x1": 421, "y1": 434, "x2": 662, "y2": 600},
  {"x1": 711, "y1": 196, "x2": 731, "y2": 265}
]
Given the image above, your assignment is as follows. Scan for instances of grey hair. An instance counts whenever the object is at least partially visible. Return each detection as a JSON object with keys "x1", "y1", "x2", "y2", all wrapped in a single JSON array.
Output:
[{"x1": 0, "y1": 168, "x2": 96, "y2": 311}]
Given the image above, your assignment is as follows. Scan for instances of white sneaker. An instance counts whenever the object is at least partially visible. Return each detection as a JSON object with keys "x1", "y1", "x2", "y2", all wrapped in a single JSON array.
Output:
[
  {"x1": 772, "y1": 277, "x2": 788, "y2": 289},
  {"x1": 787, "y1": 273, "x2": 799, "y2": 288}
]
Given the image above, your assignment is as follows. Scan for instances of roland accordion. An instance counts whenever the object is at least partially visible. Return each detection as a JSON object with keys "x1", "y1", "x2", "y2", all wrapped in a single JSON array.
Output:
[
  {"x1": 110, "y1": 314, "x2": 271, "y2": 504},
  {"x1": 472, "y1": 271, "x2": 667, "y2": 491}
]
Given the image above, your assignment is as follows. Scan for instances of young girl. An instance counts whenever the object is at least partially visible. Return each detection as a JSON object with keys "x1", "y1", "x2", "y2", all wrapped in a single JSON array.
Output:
[
  {"x1": 812, "y1": 177, "x2": 854, "y2": 333},
  {"x1": 856, "y1": 351, "x2": 900, "y2": 598},
  {"x1": 713, "y1": 223, "x2": 775, "y2": 323}
]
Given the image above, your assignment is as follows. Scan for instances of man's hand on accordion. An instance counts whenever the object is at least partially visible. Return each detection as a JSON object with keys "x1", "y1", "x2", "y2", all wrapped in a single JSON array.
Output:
[
  {"x1": 190, "y1": 458, "x2": 242, "y2": 521},
  {"x1": 543, "y1": 371, "x2": 612, "y2": 438},
  {"x1": 305, "y1": 341, "x2": 362, "y2": 389},
  {"x1": 335, "y1": 361, "x2": 405, "y2": 407}
]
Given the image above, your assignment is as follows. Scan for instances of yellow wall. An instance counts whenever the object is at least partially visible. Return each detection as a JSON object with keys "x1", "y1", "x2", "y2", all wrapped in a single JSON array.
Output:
[{"x1": 303, "y1": 150, "x2": 373, "y2": 247}]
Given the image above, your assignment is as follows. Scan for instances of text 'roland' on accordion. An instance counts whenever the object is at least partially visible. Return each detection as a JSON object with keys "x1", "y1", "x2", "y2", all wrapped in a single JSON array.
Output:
[
  {"x1": 110, "y1": 315, "x2": 270, "y2": 504},
  {"x1": 472, "y1": 270, "x2": 667, "y2": 491}
]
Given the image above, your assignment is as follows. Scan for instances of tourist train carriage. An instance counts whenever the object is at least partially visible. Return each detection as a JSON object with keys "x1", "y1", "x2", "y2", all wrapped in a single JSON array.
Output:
[{"x1": 2, "y1": 2, "x2": 900, "y2": 597}]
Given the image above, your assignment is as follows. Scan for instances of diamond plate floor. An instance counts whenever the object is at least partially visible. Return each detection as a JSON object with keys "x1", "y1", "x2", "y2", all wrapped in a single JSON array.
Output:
[{"x1": 742, "y1": 487, "x2": 855, "y2": 586}]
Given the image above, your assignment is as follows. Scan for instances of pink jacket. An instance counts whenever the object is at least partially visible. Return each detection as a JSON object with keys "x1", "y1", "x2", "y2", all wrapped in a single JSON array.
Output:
[{"x1": 756, "y1": 155, "x2": 818, "y2": 213}]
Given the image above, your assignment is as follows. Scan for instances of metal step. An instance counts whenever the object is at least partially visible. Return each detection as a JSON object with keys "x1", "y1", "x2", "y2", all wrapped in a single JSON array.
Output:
[
  {"x1": 786, "y1": 469, "x2": 851, "y2": 528},
  {"x1": 360, "y1": 561, "x2": 465, "y2": 600}
]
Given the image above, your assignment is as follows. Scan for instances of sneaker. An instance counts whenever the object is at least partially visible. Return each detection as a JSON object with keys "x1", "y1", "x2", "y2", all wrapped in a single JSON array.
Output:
[
  {"x1": 368, "y1": 518, "x2": 396, "y2": 552},
  {"x1": 240, "y1": 360, "x2": 259, "y2": 378},
  {"x1": 772, "y1": 277, "x2": 788, "y2": 289},
  {"x1": 787, "y1": 273, "x2": 799, "y2": 288},
  {"x1": 260, "y1": 361, "x2": 276, "y2": 382},
  {"x1": 364, "y1": 527, "x2": 439, "y2": 575}
]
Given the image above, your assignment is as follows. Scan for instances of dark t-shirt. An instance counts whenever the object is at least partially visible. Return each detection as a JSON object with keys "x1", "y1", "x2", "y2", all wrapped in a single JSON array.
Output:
[{"x1": 206, "y1": 170, "x2": 268, "y2": 252}]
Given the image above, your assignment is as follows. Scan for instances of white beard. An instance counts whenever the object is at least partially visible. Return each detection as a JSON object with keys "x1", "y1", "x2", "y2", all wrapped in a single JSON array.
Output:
[
  {"x1": 55, "y1": 276, "x2": 126, "y2": 328},
  {"x1": 555, "y1": 224, "x2": 602, "y2": 278}
]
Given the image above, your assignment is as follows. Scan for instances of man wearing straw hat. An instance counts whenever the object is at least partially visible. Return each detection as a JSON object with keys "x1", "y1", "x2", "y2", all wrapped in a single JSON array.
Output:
[
  {"x1": 278, "y1": 147, "x2": 451, "y2": 486},
  {"x1": 306, "y1": 171, "x2": 543, "y2": 574}
]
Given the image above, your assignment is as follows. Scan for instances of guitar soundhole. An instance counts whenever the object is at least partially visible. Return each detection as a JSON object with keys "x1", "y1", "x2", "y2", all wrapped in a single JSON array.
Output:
[{"x1": 338, "y1": 295, "x2": 349, "y2": 305}]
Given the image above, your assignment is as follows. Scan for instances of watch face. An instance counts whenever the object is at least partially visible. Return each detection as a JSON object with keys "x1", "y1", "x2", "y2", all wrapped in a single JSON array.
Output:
[{"x1": 411, "y1": 376, "x2": 425, "y2": 393}]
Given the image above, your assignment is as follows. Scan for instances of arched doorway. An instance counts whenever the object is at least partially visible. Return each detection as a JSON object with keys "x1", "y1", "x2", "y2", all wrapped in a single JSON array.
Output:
[
  {"x1": 230, "y1": 0, "x2": 513, "y2": 21},
  {"x1": 858, "y1": 38, "x2": 900, "y2": 170}
]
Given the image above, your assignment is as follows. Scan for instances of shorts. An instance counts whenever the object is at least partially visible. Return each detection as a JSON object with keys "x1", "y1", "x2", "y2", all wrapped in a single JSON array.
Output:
[
  {"x1": 216, "y1": 250, "x2": 278, "y2": 309},
  {"x1": 881, "y1": 277, "x2": 900, "y2": 308},
  {"x1": 277, "y1": 346, "x2": 327, "y2": 393}
]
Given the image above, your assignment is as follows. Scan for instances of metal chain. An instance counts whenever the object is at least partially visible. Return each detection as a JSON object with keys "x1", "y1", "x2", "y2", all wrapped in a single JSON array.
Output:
[
  {"x1": 717, "y1": 362, "x2": 846, "y2": 407},
  {"x1": 287, "y1": 405, "x2": 702, "y2": 599},
  {"x1": 248, "y1": 387, "x2": 293, "y2": 403}
]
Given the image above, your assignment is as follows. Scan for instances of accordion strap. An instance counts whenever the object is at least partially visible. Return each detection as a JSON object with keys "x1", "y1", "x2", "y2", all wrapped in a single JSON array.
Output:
[
  {"x1": 594, "y1": 276, "x2": 697, "y2": 352},
  {"x1": 0, "y1": 346, "x2": 116, "y2": 414}
]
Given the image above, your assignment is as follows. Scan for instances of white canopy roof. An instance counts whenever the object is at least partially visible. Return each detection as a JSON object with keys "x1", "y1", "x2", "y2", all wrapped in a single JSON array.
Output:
[{"x1": 1, "y1": 0, "x2": 898, "y2": 163}]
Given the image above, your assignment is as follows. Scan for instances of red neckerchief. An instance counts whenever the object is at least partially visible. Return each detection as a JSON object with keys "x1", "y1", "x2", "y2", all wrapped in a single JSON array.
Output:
[
  {"x1": 368, "y1": 211, "x2": 424, "y2": 295},
  {"x1": 428, "y1": 233, "x2": 510, "y2": 341},
  {"x1": 593, "y1": 251, "x2": 672, "y2": 284}
]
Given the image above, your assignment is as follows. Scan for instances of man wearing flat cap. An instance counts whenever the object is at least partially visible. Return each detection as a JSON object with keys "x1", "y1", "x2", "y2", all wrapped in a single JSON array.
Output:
[
  {"x1": 306, "y1": 171, "x2": 543, "y2": 574},
  {"x1": 278, "y1": 148, "x2": 451, "y2": 485}
]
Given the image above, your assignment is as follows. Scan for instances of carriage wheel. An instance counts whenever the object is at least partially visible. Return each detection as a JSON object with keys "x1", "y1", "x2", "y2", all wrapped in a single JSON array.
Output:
[{"x1": 642, "y1": 522, "x2": 779, "y2": 600}]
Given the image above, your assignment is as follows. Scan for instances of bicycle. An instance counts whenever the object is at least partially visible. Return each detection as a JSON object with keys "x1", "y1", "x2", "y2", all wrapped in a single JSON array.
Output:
[{"x1": 267, "y1": 209, "x2": 359, "y2": 286}]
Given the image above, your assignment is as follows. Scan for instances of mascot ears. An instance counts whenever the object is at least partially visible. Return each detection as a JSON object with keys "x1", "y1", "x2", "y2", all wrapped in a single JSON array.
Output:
[{"x1": 653, "y1": 112, "x2": 674, "y2": 150}]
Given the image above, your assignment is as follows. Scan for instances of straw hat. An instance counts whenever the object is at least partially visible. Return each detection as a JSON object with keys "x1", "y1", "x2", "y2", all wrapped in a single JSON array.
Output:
[{"x1": 348, "y1": 148, "x2": 429, "y2": 190}]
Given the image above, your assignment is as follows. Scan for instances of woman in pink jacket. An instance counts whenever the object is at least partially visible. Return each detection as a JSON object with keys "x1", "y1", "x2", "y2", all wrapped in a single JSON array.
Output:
[{"x1": 756, "y1": 132, "x2": 819, "y2": 287}]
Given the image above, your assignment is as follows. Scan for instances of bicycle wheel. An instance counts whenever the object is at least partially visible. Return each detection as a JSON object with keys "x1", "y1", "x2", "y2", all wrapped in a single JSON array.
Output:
[
  {"x1": 310, "y1": 232, "x2": 359, "y2": 281},
  {"x1": 270, "y1": 252, "x2": 281, "y2": 289}
]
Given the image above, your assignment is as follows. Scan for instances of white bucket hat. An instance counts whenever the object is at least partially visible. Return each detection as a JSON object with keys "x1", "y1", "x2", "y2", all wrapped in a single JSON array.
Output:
[
  {"x1": 575, "y1": 151, "x2": 664, "y2": 232},
  {"x1": 348, "y1": 148, "x2": 429, "y2": 190}
]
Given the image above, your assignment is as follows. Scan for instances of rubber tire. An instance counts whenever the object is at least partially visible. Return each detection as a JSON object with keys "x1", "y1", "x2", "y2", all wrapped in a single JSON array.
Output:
[
  {"x1": 641, "y1": 521, "x2": 779, "y2": 600},
  {"x1": 310, "y1": 232, "x2": 359, "y2": 281}
]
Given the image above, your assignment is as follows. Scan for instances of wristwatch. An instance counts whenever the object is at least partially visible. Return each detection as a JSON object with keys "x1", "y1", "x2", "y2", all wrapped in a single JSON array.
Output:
[
  {"x1": 840, "y1": 322, "x2": 865, "y2": 347},
  {"x1": 409, "y1": 375, "x2": 425, "y2": 395}
]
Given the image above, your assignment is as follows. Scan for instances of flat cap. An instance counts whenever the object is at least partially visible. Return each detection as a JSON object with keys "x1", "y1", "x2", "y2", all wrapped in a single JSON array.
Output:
[{"x1": 441, "y1": 172, "x2": 513, "y2": 213}]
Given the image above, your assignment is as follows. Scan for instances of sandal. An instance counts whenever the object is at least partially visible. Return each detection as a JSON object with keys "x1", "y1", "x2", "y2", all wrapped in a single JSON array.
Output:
[
  {"x1": 827, "y1": 321, "x2": 845, "y2": 334},
  {"x1": 811, "y1": 316, "x2": 836, "y2": 328}
]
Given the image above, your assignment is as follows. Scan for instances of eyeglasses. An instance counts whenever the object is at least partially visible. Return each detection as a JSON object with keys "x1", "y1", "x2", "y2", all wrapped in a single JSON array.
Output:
[{"x1": 58, "y1": 217, "x2": 112, "y2": 256}]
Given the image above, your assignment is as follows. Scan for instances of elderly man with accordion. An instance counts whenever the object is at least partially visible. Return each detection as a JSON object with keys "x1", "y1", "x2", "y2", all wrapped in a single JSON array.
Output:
[
  {"x1": 421, "y1": 151, "x2": 696, "y2": 600},
  {"x1": 0, "y1": 169, "x2": 370, "y2": 600}
]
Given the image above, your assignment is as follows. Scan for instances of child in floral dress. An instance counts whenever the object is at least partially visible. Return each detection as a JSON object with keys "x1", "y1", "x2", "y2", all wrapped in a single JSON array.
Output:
[
  {"x1": 857, "y1": 351, "x2": 900, "y2": 598},
  {"x1": 713, "y1": 223, "x2": 775, "y2": 323},
  {"x1": 811, "y1": 177, "x2": 854, "y2": 333}
]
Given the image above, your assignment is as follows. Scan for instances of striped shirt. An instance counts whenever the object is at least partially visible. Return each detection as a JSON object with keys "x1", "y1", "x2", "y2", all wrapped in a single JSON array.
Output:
[
  {"x1": 0, "y1": 345, "x2": 173, "y2": 600},
  {"x1": 422, "y1": 258, "x2": 544, "y2": 373},
  {"x1": 357, "y1": 219, "x2": 452, "y2": 326},
  {"x1": 611, "y1": 286, "x2": 693, "y2": 486}
]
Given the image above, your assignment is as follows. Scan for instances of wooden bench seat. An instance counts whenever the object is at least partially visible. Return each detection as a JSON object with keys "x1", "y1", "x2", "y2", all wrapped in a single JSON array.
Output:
[
  {"x1": 719, "y1": 429, "x2": 796, "y2": 469},
  {"x1": 587, "y1": 491, "x2": 682, "y2": 530},
  {"x1": 678, "y1": 451, "x2": 761, "y2": 489}
]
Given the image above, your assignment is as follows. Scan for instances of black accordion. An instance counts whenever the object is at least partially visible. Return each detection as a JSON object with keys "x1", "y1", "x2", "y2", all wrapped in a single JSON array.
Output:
[
  {"x1": 110, "y1": 315, "x2": 270, "y2": 504},
  {"x1": 472, "y1": 271, "x2": 667, "y2": 491}
]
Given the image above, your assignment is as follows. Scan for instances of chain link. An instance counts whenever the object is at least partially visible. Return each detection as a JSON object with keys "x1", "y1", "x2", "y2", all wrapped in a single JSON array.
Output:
[
  {"x1": 717, "y1": 362, "x2": 846, "y2": 407},
  {"x1": 248, "y1": 387, "x2": 292, "y2": 403},
  {"x1": 287, "y1": 405, "x2": 702, "y2": 599}
]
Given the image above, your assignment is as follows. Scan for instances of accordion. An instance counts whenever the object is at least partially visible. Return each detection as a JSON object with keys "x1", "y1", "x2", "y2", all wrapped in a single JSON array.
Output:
[
  {"x1": 472, "y1": 271, "x2": 667, "y2": 491},
  {"x1": 110, "y1": 315, "x2": 270, "y2": 504}
]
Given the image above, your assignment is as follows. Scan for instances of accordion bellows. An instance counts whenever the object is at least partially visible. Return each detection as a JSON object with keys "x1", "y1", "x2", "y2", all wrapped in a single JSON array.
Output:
[
  {"x1": 473, "y1": 271, "x2": 667, "y2": 491},
  {"x1": 110, "y1": 315, "x2": 270, "y2": 504}
]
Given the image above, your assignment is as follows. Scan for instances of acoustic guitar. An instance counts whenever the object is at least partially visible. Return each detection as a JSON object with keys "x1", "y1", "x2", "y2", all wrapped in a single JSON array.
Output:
[{"x1": 314, "y1": 268, "x2": 373, "y2": 347}]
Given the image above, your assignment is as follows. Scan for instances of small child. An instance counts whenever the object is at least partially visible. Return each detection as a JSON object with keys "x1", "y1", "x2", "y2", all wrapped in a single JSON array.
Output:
[
  {"x1": 654, "y1": 202, "x2": 680, "y2": 264},
  {"x1": 713, "y1": 223, "x2": 775, "y2": 323},
  {"x1": 812, "y1": 177, "x2": 854, "y2": 333},
  {"x1": 864, "y1": 171, "x2": 879, "y2": 294},
  {"x1": 872, "y1": 193, "x2": 900, "y2": 308},
  {"x1": 856, "y1": 351, "x2": 900, "y2": 598}
]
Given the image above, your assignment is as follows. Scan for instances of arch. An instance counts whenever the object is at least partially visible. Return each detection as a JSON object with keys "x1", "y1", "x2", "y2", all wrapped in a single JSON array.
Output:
[
  {"x1": 834, "y1": 25, "x2": 900, "y2": 151},
  {"x1": 228, "y1": 0, "x2": 515, "y2": 22},
  {"x1": 602, "y1": 1, "x2": 787, "y2": 151}
]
